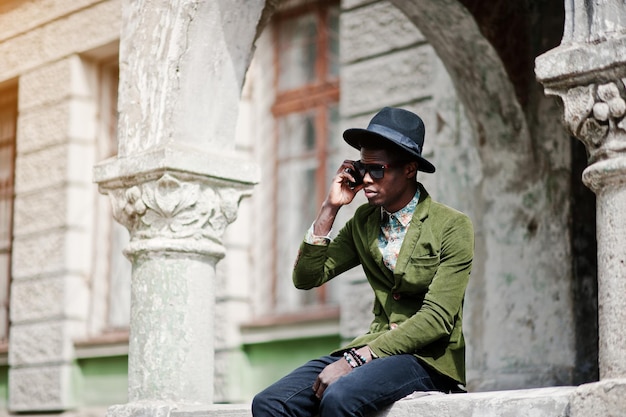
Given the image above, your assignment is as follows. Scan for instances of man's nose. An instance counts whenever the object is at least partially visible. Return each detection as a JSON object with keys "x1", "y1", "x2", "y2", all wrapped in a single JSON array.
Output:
[{"x1": 362, "y1": 171, "x2": 374, "y2": 183}]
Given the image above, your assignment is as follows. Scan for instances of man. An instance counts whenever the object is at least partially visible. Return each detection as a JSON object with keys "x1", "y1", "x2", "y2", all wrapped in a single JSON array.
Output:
[{"x1": 252, "y1": 107, "x2": 474, "y2": 417}]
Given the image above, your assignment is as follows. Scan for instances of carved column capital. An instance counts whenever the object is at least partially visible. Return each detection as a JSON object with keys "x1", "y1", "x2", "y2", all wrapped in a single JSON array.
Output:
[
  {"x1": 544, "y1": 80, "x2": 626, "y2": 192},
  {"x1": 100, "y1": 172, "x2": 251, "y2": 260},
  {"x1": 548, "y1": 81, "x2": 626, "y2": 163},
  {"x1": 535, "y1": 28, "x2": 626, "y2": 193}
]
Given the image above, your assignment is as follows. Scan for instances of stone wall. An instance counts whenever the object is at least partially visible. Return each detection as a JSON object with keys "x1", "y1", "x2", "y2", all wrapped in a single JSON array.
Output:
[{"x1": 0, "y1": 0, "x2": 121, "y2": 410}]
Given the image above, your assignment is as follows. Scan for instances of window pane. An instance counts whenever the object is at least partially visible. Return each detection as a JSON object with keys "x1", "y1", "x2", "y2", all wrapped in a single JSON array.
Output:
[
  {"x1": 327, "y1": 6, "x2": 340, "y2": 78},
  {"x1": 278, "y1": 12, "x2": 318, "y2": 90},
  {"x1": 278, "y1": 111, "x2": 317, "y2": 159},
  {"x1": 325, "y1": 104, "x2": 341, "y2": 186},
  {"x1": 276, "y1": 159, "x2": 319, "y2": 311}
]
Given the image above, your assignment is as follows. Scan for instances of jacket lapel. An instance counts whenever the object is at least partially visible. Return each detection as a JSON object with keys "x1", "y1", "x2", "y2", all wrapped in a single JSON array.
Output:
[
  {"x1": 394, "y1": 186, "x2": 431, "y2": 276},
  {"x1": 365, "y1": 206, "x2": 395, "y2": 285}
]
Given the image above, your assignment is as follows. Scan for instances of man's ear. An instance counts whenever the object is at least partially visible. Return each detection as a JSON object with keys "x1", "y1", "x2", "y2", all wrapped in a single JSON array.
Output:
[{"x1": 405, "y1": 161, "x2": 418, "y2": 178}]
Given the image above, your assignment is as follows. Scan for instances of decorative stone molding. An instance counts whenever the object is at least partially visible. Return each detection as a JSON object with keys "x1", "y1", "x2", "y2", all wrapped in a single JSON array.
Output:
[
  {"x1": 547, "y1": 81, "x2": 626, "y2": 166},
  {"x1": 101, "y1": 172, "x2": 251, "y2": 259}
]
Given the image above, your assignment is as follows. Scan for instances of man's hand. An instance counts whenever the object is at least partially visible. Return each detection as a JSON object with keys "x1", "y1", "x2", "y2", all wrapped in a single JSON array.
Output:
[
  {"x1": 312, "y1": 346, "x2": 376, "y2": 399},
  {"x1": 313, "y1": 161, "x2": 364, "y2": 237},
  {"x1": 312, "y1": 357, "x2": 352, "y2": 399},
  {"x1": 326, "y1": 160, "x2": 364, "y2": 208}
]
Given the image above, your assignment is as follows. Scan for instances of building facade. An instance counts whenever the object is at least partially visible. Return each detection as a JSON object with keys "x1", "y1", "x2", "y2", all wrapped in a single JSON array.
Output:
[{"x1": 1, "y1": 0, "x2": 623, "y2": 415}]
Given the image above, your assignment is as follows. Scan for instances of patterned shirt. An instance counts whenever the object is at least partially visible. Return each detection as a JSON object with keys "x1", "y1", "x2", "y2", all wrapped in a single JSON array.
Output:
[
  {"x1": 378, "y1": 190, "x2": 420, "y2": 271},
  {"x1": 305, "y1": 189, "x2": 421, "y2": 272}
]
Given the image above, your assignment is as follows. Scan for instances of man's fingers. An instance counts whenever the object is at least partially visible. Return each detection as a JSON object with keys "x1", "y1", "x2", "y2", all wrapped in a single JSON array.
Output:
[{"x1": 312, "y1": 379, "x2": 325, "y2": 399}]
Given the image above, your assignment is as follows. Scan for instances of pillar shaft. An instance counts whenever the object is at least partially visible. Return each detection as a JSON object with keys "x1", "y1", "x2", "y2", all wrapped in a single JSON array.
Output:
[
  {"x1": 128, "y1": 252, "x2": 215, "y2": 403},
  {"x1": 536, "y1": 0, "x2": 626, "y2": 379},
  {"x1": 584, "y1": 162, "x2": 626, "y2": 379}
]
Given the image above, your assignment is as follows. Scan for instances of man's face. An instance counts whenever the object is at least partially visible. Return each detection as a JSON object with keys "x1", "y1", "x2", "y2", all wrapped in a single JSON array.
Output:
[{"x1": 358, "y1": 147, "x2": 416, "y2": 212}]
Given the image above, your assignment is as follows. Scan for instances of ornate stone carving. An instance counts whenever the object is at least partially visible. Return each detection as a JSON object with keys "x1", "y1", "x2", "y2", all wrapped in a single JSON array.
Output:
[
  {"x1": 103, "y1": 173, "x2": 248, "y2": 258},
  {"x1": 552, "y1": 80, "x2": 626, "y2": 164}
]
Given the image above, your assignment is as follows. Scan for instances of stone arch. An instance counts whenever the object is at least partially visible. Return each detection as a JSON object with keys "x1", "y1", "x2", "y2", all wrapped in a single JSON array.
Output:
[{"x1": 391, "y1": 0, "x2": 531, "y2": 168}]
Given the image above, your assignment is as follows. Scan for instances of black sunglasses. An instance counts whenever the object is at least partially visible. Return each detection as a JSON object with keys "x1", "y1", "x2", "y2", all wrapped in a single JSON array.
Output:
[{"x1": 353, "y1": 160, "x2": 402, "y2": 180}]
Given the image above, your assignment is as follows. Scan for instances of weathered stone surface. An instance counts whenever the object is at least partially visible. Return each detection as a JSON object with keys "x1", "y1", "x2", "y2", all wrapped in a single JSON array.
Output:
[
  {"x1": 588, "y1": 174, "x2": 626, "y2": 379},
  {"x1": 0, "y1": 0, "x2": 121, "y2": 82},
  {"x1": 127, "y1": 255, "x2": 216, "y2": 404},
  {"x1": 560, "y1": 0, "x2": 626, "y2": 44},
  {"x1": 106, "y1": 402, "x2": 176, "y2": 417},
  {"x1": 340, "y1": 1, "x2": 424, "y2": 63},
  {"x1": 9, "y1": 364, "x2": 76, "y2": 411},
  {"x1": 15, "y1": 145, "x2": 67, "y2": 193},
  {"x1": 0, "y1": 0, "x2": 105, "y2": 42},
  {"x1": 11, "y1": 231, "x2": 65, "y2": 279},
  {"x1": 570, "y1": 379, "x2": 626, "y2": 417},
  {"x1": 19, "y1": 60, "x2": 72, "y2": 108},
  {"x1": 13, "y1": 186, "x2": 68, "y2": 233},
  {"x1": 341, "y1": 46, "x2": 434, "y2": 115},
  {"x1": 214, "y1": 299, "x2": 251, "y2": 350},
  {"x1": 381, "y1": 387, "x2": 575, "y2": 417},
  {"x1": 10, "y1": 277, "x2": 64, "y2": 322},
  {"x1": 12, "y1": 227, "x2": 93, "y2": 280},
  {"x1": 214, "y1": 349, "x2": 249, "y2": 404},
  {"x1": 9, "y1": 321, "x2": 74, "y2": 365},
  {"x1": 17, "y1": 102, "x2": 71, "y2": 153},
  {"x1": 10, "y1": 275, "x2": 89, "y2": 323},
  {"x1": 171, "y1": 386, "x2": 577, "y2": 417}
]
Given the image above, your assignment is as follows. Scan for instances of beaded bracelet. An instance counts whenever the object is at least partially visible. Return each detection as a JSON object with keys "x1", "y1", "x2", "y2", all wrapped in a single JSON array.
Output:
[
  {"x1": 343, "y1": 351, "x2": 359, "y2": 368},
  {"x1": 349, "y1": 348, "x2": 368, "y2": 366},
  {"x1": 343, "y1": 348, "x2": 368, "y2": 368}
]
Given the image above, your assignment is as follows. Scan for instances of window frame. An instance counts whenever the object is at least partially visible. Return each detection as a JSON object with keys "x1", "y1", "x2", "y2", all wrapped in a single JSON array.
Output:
[
  {"x1": 0, "y1": 83, "x2": 18, "y2": 345},
  {"x1": 270, "y1": 0, "x2": 340, "y2": 310}
]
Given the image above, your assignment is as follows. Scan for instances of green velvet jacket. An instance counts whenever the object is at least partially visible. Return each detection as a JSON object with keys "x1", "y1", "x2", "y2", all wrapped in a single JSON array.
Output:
[{"x1": 293, "y1": 184, "x2": 474, "y2": 385}]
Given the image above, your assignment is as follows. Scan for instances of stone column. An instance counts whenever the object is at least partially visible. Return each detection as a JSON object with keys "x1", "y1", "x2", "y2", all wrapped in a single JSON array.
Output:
[
  {"x1": 94, "y1": 0, "x2": 268, "y2": 412},
  {"x1": 96, "y1": 171, "x2": 252, "y2": 406},
  {"x1": 536, "y1": 0, "x2": 626, "y2": 414}
]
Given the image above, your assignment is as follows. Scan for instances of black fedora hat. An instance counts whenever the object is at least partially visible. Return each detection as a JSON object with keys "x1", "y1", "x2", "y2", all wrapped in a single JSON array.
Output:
[{"x1": 343, "y1": 107, "x2": 435, "y2": 173}]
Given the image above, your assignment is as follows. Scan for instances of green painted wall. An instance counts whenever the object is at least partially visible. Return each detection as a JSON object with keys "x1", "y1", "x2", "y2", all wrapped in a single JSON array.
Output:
[
  {"x1": 76, "y1": 356, "x2": 128, "y2": 406},
  {"x1": 0, "y1": 336, "x2": 339, "y2": 408},
  {"x1": 0, "y1": 365, "x2": 7, "y2": 409},
  {"x1": 241, "y1": 335, "x2": 341, "y2": 401}
]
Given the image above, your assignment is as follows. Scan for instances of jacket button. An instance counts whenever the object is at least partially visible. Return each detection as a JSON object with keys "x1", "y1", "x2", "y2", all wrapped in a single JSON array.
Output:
[
  {"x1": 390, "y1": 323, "x2": 398, "y2": 330},
  {"x1": 392, "y1": 292, "x2": 401, "y2": 301}
]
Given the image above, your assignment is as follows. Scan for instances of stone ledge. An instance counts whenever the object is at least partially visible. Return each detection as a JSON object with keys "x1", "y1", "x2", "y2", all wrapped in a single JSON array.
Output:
[
  {"x1": 376, "y1": 386, "x2": 575, "y2": 417},
  {"x1": 170, "y1": 386, "x2": 577, "y2": 417}
]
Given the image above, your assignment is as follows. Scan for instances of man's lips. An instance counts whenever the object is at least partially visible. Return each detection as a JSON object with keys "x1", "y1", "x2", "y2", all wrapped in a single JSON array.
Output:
[{"x1": 364, "y1": 189, "x2": 377, "y2": 198}]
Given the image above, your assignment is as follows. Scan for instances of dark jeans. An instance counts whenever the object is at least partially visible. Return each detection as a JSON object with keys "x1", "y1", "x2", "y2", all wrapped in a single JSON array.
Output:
[{"x1": 251, "y1": 354, "x2": 450, "y2": 417}]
